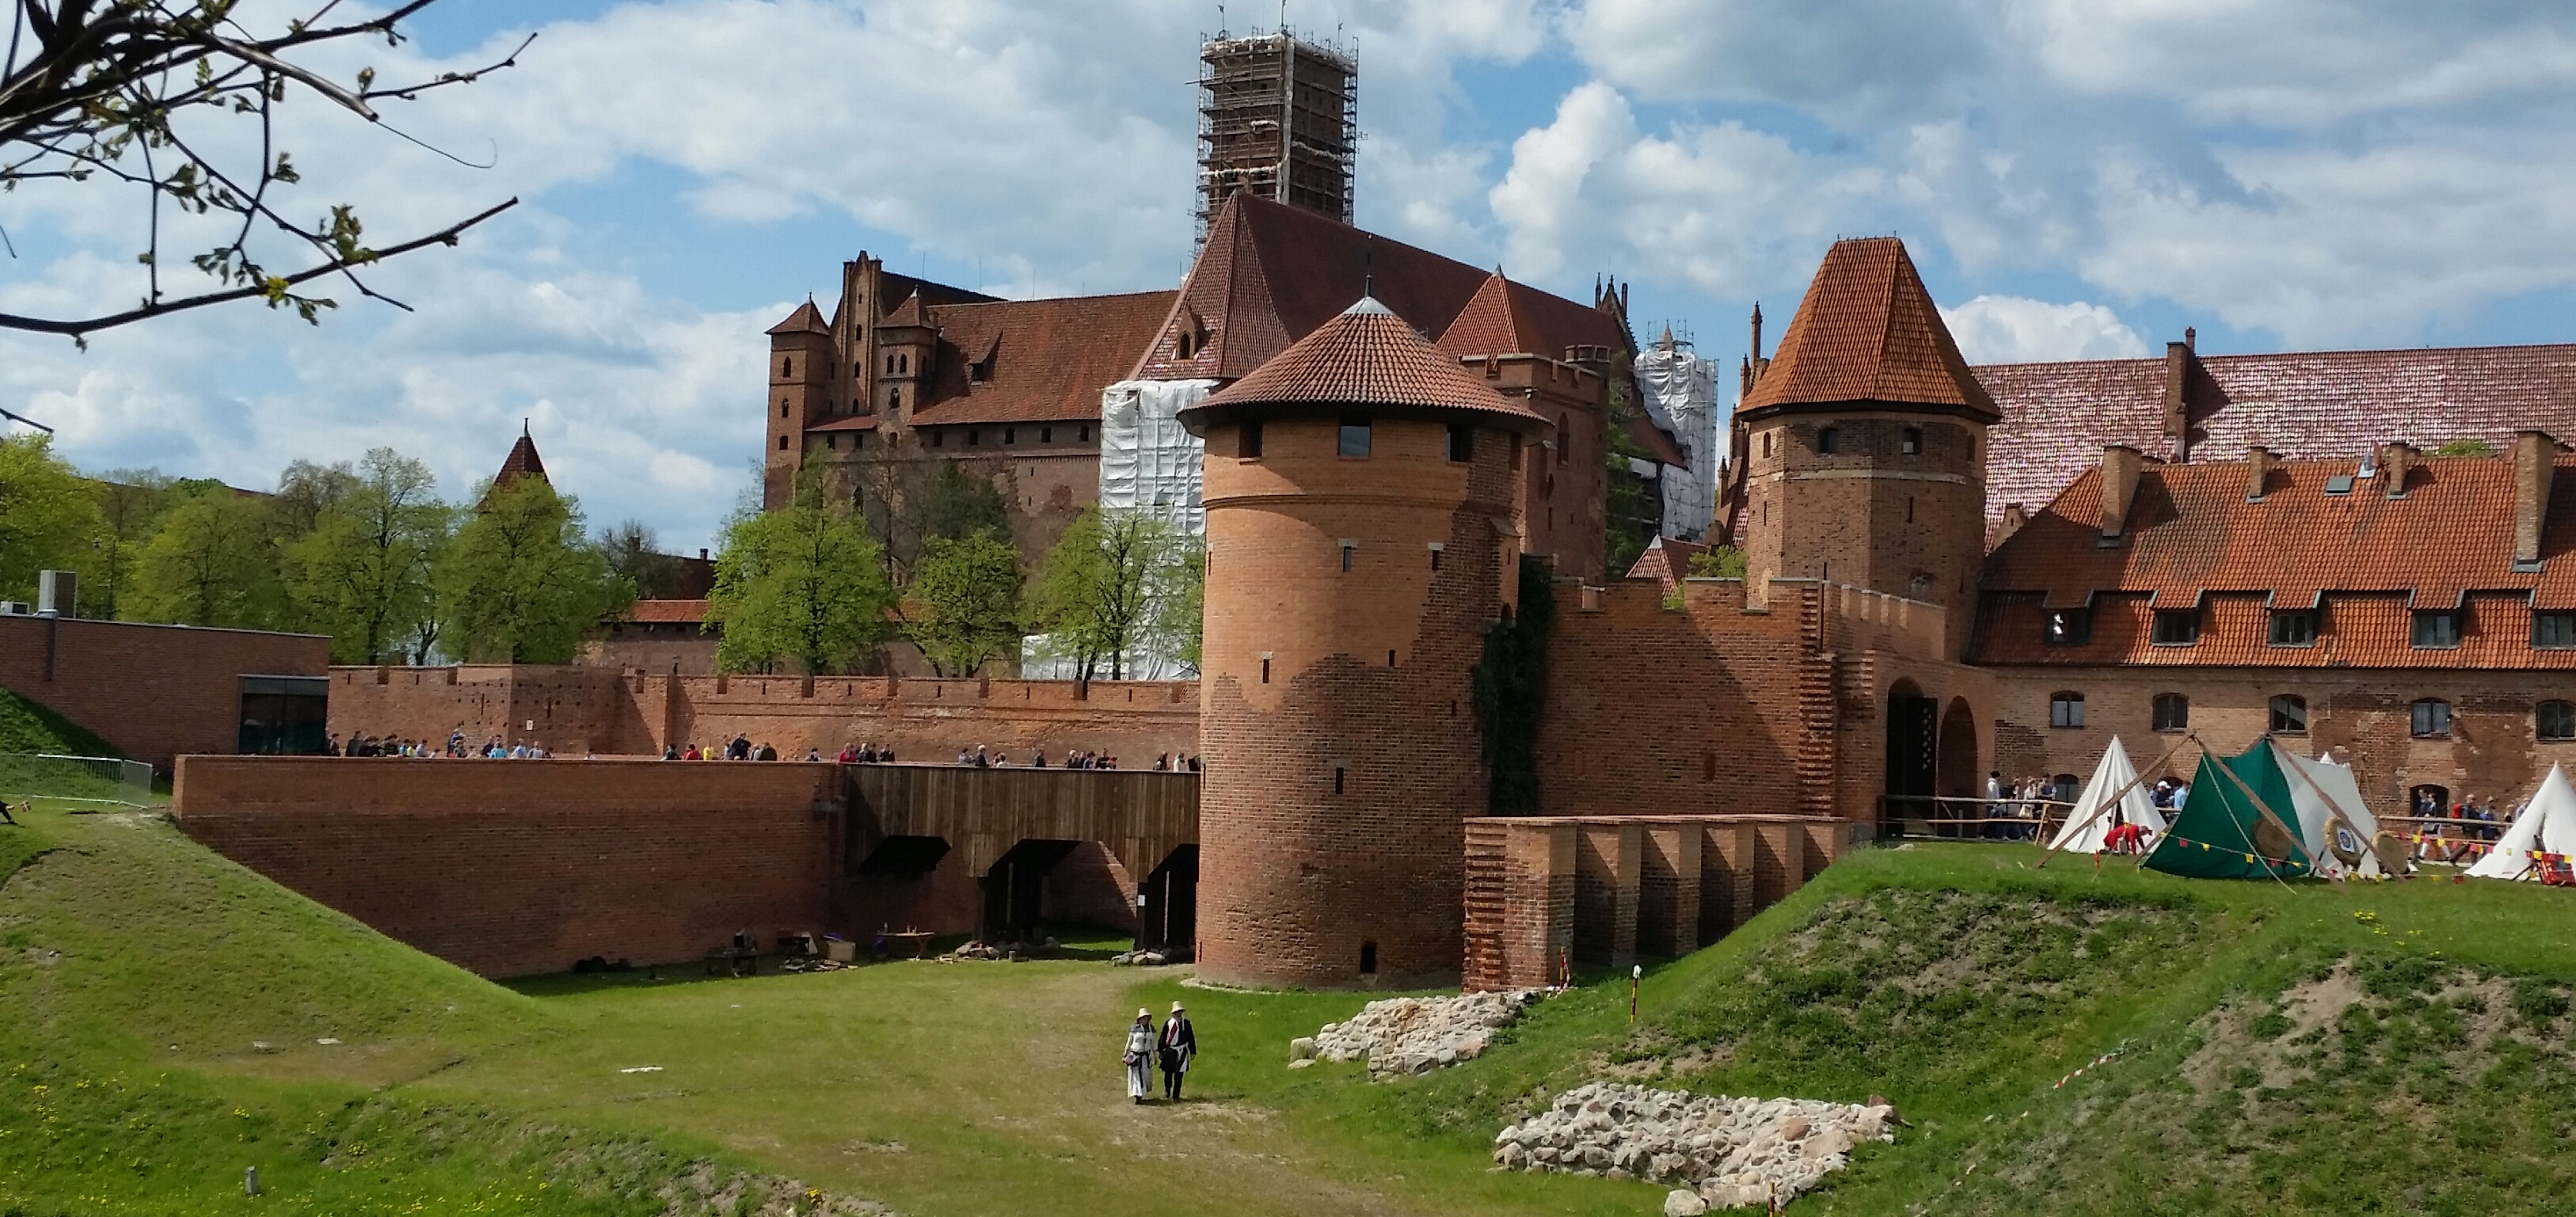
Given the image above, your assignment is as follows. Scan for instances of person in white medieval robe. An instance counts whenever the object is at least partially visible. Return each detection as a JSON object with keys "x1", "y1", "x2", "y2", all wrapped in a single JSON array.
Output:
[{"x1": 1124, "y1": 1010, "x2": 1156, "y2": 1104}]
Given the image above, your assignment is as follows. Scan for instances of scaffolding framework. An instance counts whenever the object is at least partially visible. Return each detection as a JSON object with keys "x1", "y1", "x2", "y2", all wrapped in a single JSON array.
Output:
[{"x1": 1197, "y1": 31, "x2": 1356, "y2": 240}]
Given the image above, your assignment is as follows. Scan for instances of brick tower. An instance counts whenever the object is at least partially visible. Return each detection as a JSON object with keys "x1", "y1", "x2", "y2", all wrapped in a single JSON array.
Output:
[
  {"x1": 1181, "y1": 295, "x2": 1547, "y2": 988},
  {"x1": 1735, "y1": 238, "x2": 1996, "y2": 660}
]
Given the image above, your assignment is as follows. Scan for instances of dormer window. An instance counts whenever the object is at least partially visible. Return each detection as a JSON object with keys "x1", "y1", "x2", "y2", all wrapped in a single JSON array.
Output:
[
  {"x1": 2412, "y1": 609, "x2": 2463, "y2": 648},
  {"x1": 1175, "y1": 329, "x2": 1198, "y2": 359},
  {"x1": 2043, "y1": 608, "x2": 2092, "y2": 646},
  {"x1": 2151, "y1": 609, "x2": 2200, "y2": 646}
]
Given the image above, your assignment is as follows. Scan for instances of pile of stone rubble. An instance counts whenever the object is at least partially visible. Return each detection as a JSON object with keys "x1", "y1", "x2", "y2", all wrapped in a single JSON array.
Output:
[
  {"x1": 1108, "y1": 949, "x2": 1170, "y2": 967},
  {"x1": 1288, "y1": 989, "x2": 1544, "y2": 1078},
  {"x1": 1490, "y1": 1081, "x2": 1896, "y2": 1212}
]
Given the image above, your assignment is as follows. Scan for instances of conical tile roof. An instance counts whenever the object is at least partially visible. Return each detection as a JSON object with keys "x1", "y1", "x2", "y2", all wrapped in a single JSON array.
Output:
[
  {"x1": 493, "y1": 424, "x2": 547, "y2": 489},
  {"x1": 765, "y1": 299, "x2": 828, "y2": 335},
  {"x1": 1183, "y1": 296, "x2": 1547, "y2": 432},
  {"x1": 1740, "y1": 237, "x2": 1998, "y2": 420}
]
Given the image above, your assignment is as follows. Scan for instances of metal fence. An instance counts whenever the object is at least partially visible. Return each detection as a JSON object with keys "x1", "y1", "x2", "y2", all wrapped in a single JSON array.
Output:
[{"x1": 0, "y1": 753, "x2": 154, "y2": 809}]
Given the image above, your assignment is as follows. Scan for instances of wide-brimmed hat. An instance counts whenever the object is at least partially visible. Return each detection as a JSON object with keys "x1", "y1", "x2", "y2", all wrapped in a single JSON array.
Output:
[
  {"x1": 1170, "y1": 1001, "x2": 1185, "y2": 1013},
  {"x1": 1136, "y1": 1007, "x2": 1151, "y2": 1020}
]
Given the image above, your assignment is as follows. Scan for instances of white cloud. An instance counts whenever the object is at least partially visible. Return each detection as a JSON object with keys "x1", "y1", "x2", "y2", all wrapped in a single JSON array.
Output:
[{"x1": 1940, "y1": 295, "x2": 2148, "y2": 364}]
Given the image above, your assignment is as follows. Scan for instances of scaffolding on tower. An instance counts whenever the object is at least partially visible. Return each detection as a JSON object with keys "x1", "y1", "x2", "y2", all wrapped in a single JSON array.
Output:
[{"x1": 1197, "y1": 29, "x2": 1357, "y2": 242}]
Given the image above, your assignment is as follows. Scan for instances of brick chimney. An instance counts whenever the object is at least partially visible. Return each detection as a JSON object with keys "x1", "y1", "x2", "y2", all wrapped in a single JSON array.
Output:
[
  {"x1": 2244, "y1": 445, "x2": 2276, "y2": 502},
  {"x1": 2162, "y1": 329, "x2": 2201, "y2": 462},
  {"x1": 2514, "y1": 429, "x2": 2563, "y2": 568},
  {"x1": 2381, "y1": 441, "x2": 2420, "y2": 499},
  {"x1": 2099, "y1": 444, "x2": 2150, "y2": 542}
]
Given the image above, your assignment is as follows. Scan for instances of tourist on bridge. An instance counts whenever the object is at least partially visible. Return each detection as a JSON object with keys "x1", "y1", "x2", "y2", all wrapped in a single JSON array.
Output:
[
  {"x1": 1124, "y1": 1010, "x2": 1157, "y2": 1105},
  {"x1": 1158, "y1": 1001, "x2": 1197, "y2": 1101}
]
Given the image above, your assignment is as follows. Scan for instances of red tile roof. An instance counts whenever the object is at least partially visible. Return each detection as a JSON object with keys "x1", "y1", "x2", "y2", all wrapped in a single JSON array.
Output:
[
  {"x1": 624, "y1": 599, "x2": 709, "y2": 624},
  {"x1": 1973, "y1": 589, "x2": 2576, "y2": 669},
  {"x1": 1625, "y1": 536, "x2": 1709, "y2": 594},
  {"x1": 1134, "y1": 194, "x2": 1630, "y2": 383},
  {"x1": 766, "y1": 300, "x2": 828, "y2": 335},
  {"x1": 1972, "y1": 343, "x2": 2576, "y2": 537},
  {"x1": 1438, "y1": 274, "x2": 1689, "y2": 467},
  {"x1": 1987, "y1": 454, "x2": 2576, "y2": 609},
  {"x1": 1741, "y1": 238, "x2": 1997, "y2": 420},
  {"x1": 493, "y1": 428, "x2": 546, "y2": 489},
  {"x1": 905, "y1": 291, "x2": 1179, "y2": 426},
  {"x1": 1184, "y1": 297, "x2": 1546, "y2": 429},
  {"x1": 807, "y1": 415, "x2": 879, "y2": 432}
]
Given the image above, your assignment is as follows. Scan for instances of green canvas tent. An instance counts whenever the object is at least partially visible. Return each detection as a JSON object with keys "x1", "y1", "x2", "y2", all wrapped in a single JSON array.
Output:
[{"x1": 2144, "y1": 740, "x2": 2315, "y2": 880}]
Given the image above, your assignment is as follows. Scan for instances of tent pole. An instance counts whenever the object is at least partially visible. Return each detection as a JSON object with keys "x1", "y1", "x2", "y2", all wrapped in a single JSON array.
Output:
[
  {"x1": 2274, "y1": 745, "x2": 2376, "y2": 883},
  {"x1": 2035, "y1": 736, "x2": 2196, "y2": 869},
  {"x1": 2194, "y1": 734, "x2": 2315, "y2": 880}
]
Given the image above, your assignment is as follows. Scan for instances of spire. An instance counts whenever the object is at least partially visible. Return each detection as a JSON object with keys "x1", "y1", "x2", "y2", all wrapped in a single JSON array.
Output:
[
  {"x1": 1749, "y1": 302, "x2": 1764, "y2": 362},
  {"x1": 493, "y1": 425, "x2": 549, "y2": 491}
]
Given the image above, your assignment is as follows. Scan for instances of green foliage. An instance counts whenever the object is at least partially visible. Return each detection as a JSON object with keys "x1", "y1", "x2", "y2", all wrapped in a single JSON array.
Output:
[
  {"x1": 706, "y1": 483, "x2": 895, "y2": 675},
  {"x1": 1472, "y1": 557, "x2": 1554, "y2": 815},
  {"x1": 0, "y1": 686, "x2": 123, "y2": 759},
  {"x1": 597, "y1": 519, "x2": 688, "y2": 600},
  {"x1": 2512, "y1": 977, "x2": 2570, "y2": 1020},
  {"x1": 436, "y1": 477, "x2": 626, "y2": 664},
  {"x1": 127, "y1": 491, "x2": 286, "y2": 628},
  {"x1": 1602, "y1": 378, "x2": 1661, "y2": 580},
  {"x1": 0, "y1": 433, "x2": 104, "y2": 605},
  {"x1": 904, "y1": 529, "x2": 1023, "y2": 676},
  {"x1": 288, "y1": 449, "x2": 452, "y2": 664},
  {"x1": 86, "y1": 469, "x2": 183, "y2": 620},
  {"x1": 2432, "y1": 437, "x2": 2498, "y2": 458},
  {"x1": 1022, "y1": 507, "x2": 1195, "y2": 681},
  {"x1": 1685, "y1": 544, "x2": 1747, "y2": 578},
  {"x1": 1161, "y1": 533, "x2": 1207, "y2": 673},
  {"x1": 921, "y1": 460, "x2": 1011, "y2": 548}
]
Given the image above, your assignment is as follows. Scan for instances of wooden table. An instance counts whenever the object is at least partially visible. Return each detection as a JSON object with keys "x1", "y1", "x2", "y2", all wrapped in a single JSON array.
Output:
[{"x1": 887, "y1": 931, "x2": 936, "y2": 959}]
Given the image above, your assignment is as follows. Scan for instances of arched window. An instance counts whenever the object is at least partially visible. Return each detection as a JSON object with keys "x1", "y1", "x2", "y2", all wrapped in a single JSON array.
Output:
[
  {"x1": 2411, "y1": 698, "x2": 2452, "y2": 739},
  {"x1": 1817, "y1": 426, "x2": 1840, "y2": 455},
  {"x1": 779, "y1": 400, "x2": 789, "y2": 419},
  {"x1": 782, "y1": 356, "x2": 792, "y2": 378},
  {"x1": 1761, "y1": 432, "x2": 1774, "y2": 458},
  {"x1": 2409, "y1": 784, "x2": 2450, "y2": 817},
  {"x1": 1901, "y1": 426, "x2": 1922, "y2": 455},
  {"x1": 2152, "y1": 693, "x2": 2189, "y2": 732},
  {"x1": 777, "y1": 435, "x2": 789, "y2": 451},
  {"x1": 2049, "y1": 691, "x2": 2085, "y2": 729},
  {"x1": 2270, "y1": 694, "x2": 2308, "y2": 734},
  {"x1": 2541, "y1": 700, "x2": 2576, "y2": 742}
]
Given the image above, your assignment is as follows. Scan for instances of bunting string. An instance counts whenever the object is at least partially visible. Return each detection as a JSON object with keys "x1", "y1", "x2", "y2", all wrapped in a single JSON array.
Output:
[{"x1": 2156, "y1": 832, "x2": 2312, "y2": 872}]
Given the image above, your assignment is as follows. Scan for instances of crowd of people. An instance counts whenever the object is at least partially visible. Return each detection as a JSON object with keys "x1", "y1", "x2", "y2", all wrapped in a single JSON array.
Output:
[
  {"x1": 1973, "y1": 772, "x2": 2072, "y2": 839},
  {"x1": 326, "y1": 730, "x2": 1201, "y2": 770},
  {"x1": 949, "y1": 744, "x2": 1201, "y2": 771},
  {"x1": 2410, "y1": 791, "x2": 2511, "y2": 861},
  {"x1": 331, "y1": 730, "x2": 556, "y2": 759}
]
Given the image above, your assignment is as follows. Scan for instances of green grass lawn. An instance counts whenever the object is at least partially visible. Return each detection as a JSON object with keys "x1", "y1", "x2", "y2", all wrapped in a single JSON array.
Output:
[{"x1": 11, "y1": 810, "x2": 2576, "y2": 1215}]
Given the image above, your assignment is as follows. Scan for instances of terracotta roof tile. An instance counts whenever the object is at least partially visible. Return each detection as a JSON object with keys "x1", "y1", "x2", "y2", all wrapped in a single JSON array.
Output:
[
  {"x1": 766, "y1": 300, "x2": 828, "y2": 335},
  {"x1": 493, "y1": 428, "x2": 546, "y2": 489},
  {"x1": 1184, "y1": 297, "x2": 1547, "y2": 428},
  {"x1": 807, "y1": 415, "x2": 879, "y2": 432},
  {"x1": 904, "y1": 291, "x2": 1178, "y2": 426},
  {"x1": 1625, "y1": 537, "x2": 1708, "y2": 594},
  {"x1": 625, "y1": 599, "x2": 709, "y2": 624},
  {"x1": 1741, "y1": 238, "x2": 1997, "y2": 418}
]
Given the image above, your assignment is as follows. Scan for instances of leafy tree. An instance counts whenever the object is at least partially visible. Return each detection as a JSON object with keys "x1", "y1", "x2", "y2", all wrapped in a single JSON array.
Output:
[
  {"x1": 1687, "y1": 545, "x2": 1748, "y2": 578},
  {"x1": 2431, "y1": 437, "x2": 2497, "y2": 458},
  {"x1": 87, "y1": 468, "x2": 179, "y2": 618},
  {"x1": 1473, "y1": 557, "x2": 1556, "y2": 816},
  {"x1": 904, "y1": 529, "x2": 1022, "y2": 676},
  {"x1": 1158, "y1": 534, "x2": 1206, "y2": 674},
  {"x1": 922, "y1": 461, "x2": 1011, "y2": 546},
  {"x1": 127, "y1": 491, "x2": 282, "y2": 627},
  {"x1": 435, "y1": 476, "x2": 625, "y2": 664},
  {"x1": 599, "y1": 519, "x2": 686, "y2": 599},
  {"x1": 706, "y1": 481, "x2": 895, "y2": 675},
  {"x1": 0, "y1": 432, "x2": 102, "y2": 603},
  {"x1": 270, "y1": 458, "x2": 361, "y2": 540},
  {"x1": 290, "y1": 449, "x2": 451, "y2": 664},
  {"x1": 2, "y1": 1, "x2": 527, "y2": 340},
  {"x1": 1022, "y1": 507, "x2": 1193, "y2": 682},
  {"x1": 1603, "y1": 376, "x2": 1661, "y2": 579}
]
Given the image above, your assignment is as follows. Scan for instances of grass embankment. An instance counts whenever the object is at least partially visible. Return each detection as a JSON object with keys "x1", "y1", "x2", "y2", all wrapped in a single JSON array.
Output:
[
  {"x1": 0, "y1": 686, "x2": 120, "y2": 759},
  {"x1": 13, "y1": 804, "x2": 2576, "y2": 1216}
]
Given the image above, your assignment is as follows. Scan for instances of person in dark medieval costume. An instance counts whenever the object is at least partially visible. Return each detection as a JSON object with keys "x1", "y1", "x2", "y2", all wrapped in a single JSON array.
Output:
[
  {"x1": 1124, "y1": 1009, "x2": 1156, "y2": 1104},
  {"x1": 1158, "y1": 1000, "x2": 1197, "y2": 1101}
]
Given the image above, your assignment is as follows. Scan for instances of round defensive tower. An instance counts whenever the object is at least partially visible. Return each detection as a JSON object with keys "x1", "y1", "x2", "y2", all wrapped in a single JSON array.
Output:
[{"x1": 1179, "y1": 295, "x2": 1548, "y2": 989}]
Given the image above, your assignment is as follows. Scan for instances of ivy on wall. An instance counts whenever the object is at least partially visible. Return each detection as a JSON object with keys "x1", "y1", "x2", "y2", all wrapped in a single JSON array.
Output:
[{"x1": 1473, "y1": 555, "x2": 1555, "y2": 816}]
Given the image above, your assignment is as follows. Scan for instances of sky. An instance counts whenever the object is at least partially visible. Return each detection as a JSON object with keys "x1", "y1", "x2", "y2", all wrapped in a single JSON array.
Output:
[{"x1": 6, "y1": 0, "x2": 2575, "y2": 553}]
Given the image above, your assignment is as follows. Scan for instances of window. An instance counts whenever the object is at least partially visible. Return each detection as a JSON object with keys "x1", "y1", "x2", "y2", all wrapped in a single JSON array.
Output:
[
  {"x1": 1338, "y1": 418, "x2": 1372, "y2": 458},
  {"x1": 1557, "y1": 415, "x2": 1570, "y2": 465},
  {"x1": 2151, "y1": 609, "x2": 2201, "y2": 645},
  {"x1": 1003, "y1": 428, "x2": 1015, "y2": 444},
  {"x1": 2412, "y1": 610, "x2": 2462, "y2": 648},
  {"x1": 889, "y1": 387, "x2": 902, "y2": 410},
  {"x1": 1428, "y1": 543, "x2": 1443, "y2": 572},
  {"x1": 1817, "y1": 426, "x2": 1840, "y2": 455},
  {"x1": 2541, "y1": 701, "x2": 2576, "y2": 741},
  {"x1": 1079, "y1": 424, "x2": 1091, "y2": 443},
  {"x1": 1448, "y1": 424, "x2": 1474, "y2": 462},
  {"x1": 2411, "y1": 698, "x2": 2453, "y2": 739},
  {"x1": 1340, "y1": 542, "x2": 1355, "y2": 572},
  {"x1": 782, "y1": 356, "x2": 792, "y2": 377},
  {"x1": 965, "y1": 429, "x2": 980, "y2": 447},
  {"x1": 1901, "y1": 426, "x2": 1922, "y2": 455},
  {"x1": 2049, "y1": 692, "x2": 2086, "y2": 729},
  {"x1": 778, "y1": 435, "x2": 789, "y2": 451},
  {"x1": 1041, "y1": 426, "x2": 1053, "y2": 443},
  {"x1": 824, "y1": 434, "x2": 837, "y2": 451},
  {"x1": 1358, "y1": 940, "x2": 1376, "y2": 974},
  {"x1": 1761, "y1": 432, "x2": 1774, "y2": 458},
  {"x1": 2536, "y1": 612, "x2": 2576, "y2": 648},
  {"x1": 1260, "y1": 657, "x2": 1270, "y2": 684},
  {"x1": 854, "y1": 432, "x2": 866, "y2": 449},
  {"x1": 2043, "y1": 608, "x2": 2093, "y2": 646},
  {"x1": 1239, "y1": 420, "x2": 1263, "y2": 458},
  {"x1": 930, "y1": 430, "x2": 945, "y2": 447},
  {"x1": 2152, "y1": 693, "x2": 2190, "y2": 732},
  {"x1": 2270, "y1": 694, "x2": 2308, "y2": 734},
  {"x1": 1334, "y1": 766, "x2": 1347, "y2": 796},
  {"x1": 2270, "y1": 610, "x2": 2318, "y2": 646},
  {"x1": 780, "y1": 400, "x2": 789, "y2": 418}
]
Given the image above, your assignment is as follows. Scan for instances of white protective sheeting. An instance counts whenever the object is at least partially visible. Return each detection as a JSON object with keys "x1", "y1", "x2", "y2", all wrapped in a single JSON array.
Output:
[
  {"x1": 1632, "y1": 341, "x2": 1720, "y2": 542},
  {"x1": 1097, "y1": 378, "x2": 1217, "y2": 536},
  {"x1": 2277, "y1": 747, "x2": 2391, "y2": 879},
  {"x1": 2468, "y1": 763, "x2": 2576, "y2": 880},
  {"x1": 2049, "y1": 736, "x2": 2164, "y2": 853}
]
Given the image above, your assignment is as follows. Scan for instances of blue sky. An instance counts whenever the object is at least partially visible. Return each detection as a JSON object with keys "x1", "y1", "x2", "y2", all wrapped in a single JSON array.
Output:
[{"x1": 6, "y1": 0, "x2": 2575, "y2": 553}]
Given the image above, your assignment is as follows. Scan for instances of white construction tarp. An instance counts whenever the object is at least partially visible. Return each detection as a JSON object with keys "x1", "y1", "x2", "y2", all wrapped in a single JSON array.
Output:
[
  {"x1": 1097, "y1": 378, "x2": 1216, "y2": 537},
  {"x1": 2049, "y1": 736, "x2": 2164, "y2": 853},
  {"x1": 1633, "y1": 341, "x2": 1719, "y2": 542},
  {"x1": 2277, "y1": 747, "x2": 2391, "y2": 879},
  {"x1": 2468, "y1": 763, "x2": 2576, "y2": 880}
]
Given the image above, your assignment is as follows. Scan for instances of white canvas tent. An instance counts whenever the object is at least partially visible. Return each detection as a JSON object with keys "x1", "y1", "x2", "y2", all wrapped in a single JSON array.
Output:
[
  {"x1": 2277, "y1": 746, "x2": 2392, "y2": 879},
  {"x1": 2048, "y1": 736, "x2": 2165, "y2": 853},
  {"x1": 2467, "y1": 763, "x2": 2576, "y2": 880}
]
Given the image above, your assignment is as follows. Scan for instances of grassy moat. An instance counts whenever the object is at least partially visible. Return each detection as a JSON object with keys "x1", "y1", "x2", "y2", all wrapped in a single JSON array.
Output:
[{"x1": 8, "y1": 802, "x2": 2576, "y2": 1215}]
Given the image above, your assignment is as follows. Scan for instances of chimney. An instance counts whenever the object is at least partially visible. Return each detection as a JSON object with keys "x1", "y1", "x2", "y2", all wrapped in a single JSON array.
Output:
[
  {"x1": 2162, "y1": 338, "x2": 2197, "y2": 461},
  {"x1": 2244, "y1": 445, "x2": 2276, "y2": 502},
  {"x1": 2381, "y1": 441, "x2": 2420, "y2": 499},
  {"x1": 698, "y1": 547, "x2": 710, "y2": 561},
  {"x1": 1996, "y1": 502, "x2": 2030, "y2": 546},
  {"x1": 2514, "y1": 429, "x2": 2563, "y2": 568},
  {"x1": 2099, "y1": 445, "x2": 2148, "y2": 542}
]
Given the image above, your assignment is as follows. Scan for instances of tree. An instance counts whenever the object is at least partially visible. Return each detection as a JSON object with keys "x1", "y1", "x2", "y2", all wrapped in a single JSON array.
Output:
[
  {"x1": 0, "y1": 432, "x2": 101, "y2": 603},
  {"x1": 1158, "y1": 533, "x2": 1205, "y2": 674},
  {"x1": 904, "y1": 529, "x2": 1022, "y2": 676},
  {"x1": 1022, "y1": 507, "x2": 1193, "y2": 682},
  {"x1": 1603, "y1": 375, "x2": 1661, "y2": 579},
  {"x1": 88, "y1": 467, "x2": 178, "y2": 618},
  {"x1": 706, "y1": 484, "x2": 895, "y2": 675},
  {"x1": 598, "y1": 519, "x2": 685, "y2": 600},
  {"x1": 269, "y1": 458, "x2": 360, "y2": 539},
  {"x1": 435, "y1": 476, "x2": 623, "y2": 664},
  {"x1": 1686, "y1": 546, "x2": 1748, "y2": 578},
  {"x1": 2, "y1": 1, "x2": 527, "y2": 340},
  {"x1": 289, "y1": 448, "x2": 450, "y2": 664},
  {"x1": 921, "y1": 460, "x2": 1010, "y2": 547},
  {"x1": 127, "y1": 489, "x2": 280, "y2": 627}
]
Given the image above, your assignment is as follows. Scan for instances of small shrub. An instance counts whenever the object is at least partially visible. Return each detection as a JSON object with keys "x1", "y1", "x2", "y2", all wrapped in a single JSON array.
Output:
[
  {"x1": 2228, "y1": 1066, "x2": 2262, "y2": 1090},
  {"x1": 2511, "y1": 979, "x2": 2570, "y2": 1021},
  {"x1": 2248, "y1": 1012, "x2": 2293, "y2": 1040}
]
